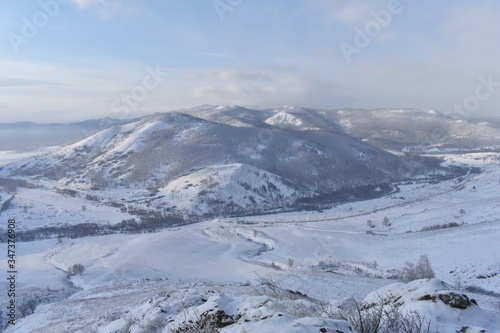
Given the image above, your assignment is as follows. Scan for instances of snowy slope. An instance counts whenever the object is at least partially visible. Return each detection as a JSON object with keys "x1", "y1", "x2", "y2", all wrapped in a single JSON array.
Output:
[
  {"x1": 187, "y1": 105, "x2": 500, "y2": 150},
  {"x1": 2, "y1": 153, "x2": 499, "y2": 332},
  {"x1": 0, "y1": 187, "x2": 134, "y2": 230},
  {"x1": 329, "y1": 108, "x2": 500, "y2": 150},
  {"x1": 0, "y1": 110, "x2": 453, "y2": 218},
  {"x1": 160, "y1": 163, "x2": 305, "y2": 216},
  {"x1": 101, "y1": 291, "x2": 355, "y2": 333},
  {"x1": 1, "y1": 107, "x2": 499, "y2": 332},
  {"x1": 265, "y1": 110, "x2": 321, "y2": 131}
]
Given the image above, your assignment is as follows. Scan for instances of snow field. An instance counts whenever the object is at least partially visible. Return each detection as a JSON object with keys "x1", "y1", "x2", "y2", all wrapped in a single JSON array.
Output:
[{"x1": 0, "y1": 152, "x2": 499, "y2": 332}]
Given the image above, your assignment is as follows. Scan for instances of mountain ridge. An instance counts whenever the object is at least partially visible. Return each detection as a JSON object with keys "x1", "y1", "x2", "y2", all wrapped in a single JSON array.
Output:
[
  {"x1": 1, "y1": 106, "x2": 487, "y2": 217},
  {"x1": 0, "y1": 108, "x2": 463, "y2": 217},
  {"x1": 3, "y1": 105, "x2": 500, "y2": 151}
]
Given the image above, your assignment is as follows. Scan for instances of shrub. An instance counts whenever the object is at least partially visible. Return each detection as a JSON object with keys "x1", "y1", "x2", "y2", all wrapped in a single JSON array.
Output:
[
  {"x1": 140, "y1": 315, "x2": 166, "y2": 333},
  {"x1": 337, "y1": 296, "x2": 432, "y2": 333},
  {"x1": 420, "y1": 222, "x2": 460, "y2": 232},
  {"x1": 17, "y1": 298, "x2": 40, "y2": 317},
  {"x1": 173, "y1": 310, "x2": 238, "y2": 333},
  {"x1": 401, "y1": 255, "x2": 435, "y2": 282},
  {"x1": 68, "y1": 264, "x2": 85, "y2": 276},
  {"x1": 253, "y1": 275, "x2": 332, "y2": 318}
]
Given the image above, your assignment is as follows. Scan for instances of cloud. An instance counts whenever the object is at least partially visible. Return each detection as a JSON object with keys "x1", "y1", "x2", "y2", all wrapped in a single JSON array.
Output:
[
  {"x1": 70, "y1": 0, "x2": 124, "y2": 19},
  {"x1": 441, "y1": 0, "x2": 500, "y2": 61},
  {"x1": 71, "y1": 0, "x2": 94, "y2": 9},
  {"x1": 181, "y1": 69, "x2": 334, "y2": 108},
  {"x1": 0, "y1": 60, "x2": 136, "y2": 122},
  {"x1": 304, "y1": 0, "x2": 390, "y2": 26},
  {"x1": 185, "y1": 69, "x2": 272, "y2": 82}
]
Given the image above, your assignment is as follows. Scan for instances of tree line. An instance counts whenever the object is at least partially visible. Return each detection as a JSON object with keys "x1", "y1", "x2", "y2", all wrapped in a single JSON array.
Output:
[{"x1": 0, "y1": 213, "x2": 186, "y2": 243}]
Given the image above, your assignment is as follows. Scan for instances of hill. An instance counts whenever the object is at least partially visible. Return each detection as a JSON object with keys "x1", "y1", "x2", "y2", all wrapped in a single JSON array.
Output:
[{"x1": 0, "y1": 110, "x2": 462, "y2": 217}]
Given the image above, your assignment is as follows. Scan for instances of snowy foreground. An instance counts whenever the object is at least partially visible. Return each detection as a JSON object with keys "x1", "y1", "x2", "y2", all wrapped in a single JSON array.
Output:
[{"x1": 1, "y1": 152, "x2": 499, "y2": 332}]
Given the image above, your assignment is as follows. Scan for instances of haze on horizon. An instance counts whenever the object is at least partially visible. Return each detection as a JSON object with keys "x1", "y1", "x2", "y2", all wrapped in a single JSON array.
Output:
[{"x1": 1, "y1": 0, "x2": 499, "y2": 123}]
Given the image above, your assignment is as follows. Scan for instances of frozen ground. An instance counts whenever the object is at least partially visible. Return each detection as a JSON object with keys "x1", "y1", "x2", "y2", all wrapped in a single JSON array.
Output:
[{"x1": 0, "y1": 152, "x2": 499, "y2": 332}]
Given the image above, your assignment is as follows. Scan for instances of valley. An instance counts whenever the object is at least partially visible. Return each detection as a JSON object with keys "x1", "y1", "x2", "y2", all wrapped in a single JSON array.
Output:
[{"x1": 0, "y1": 107, "x2": 499, "y2": 332}]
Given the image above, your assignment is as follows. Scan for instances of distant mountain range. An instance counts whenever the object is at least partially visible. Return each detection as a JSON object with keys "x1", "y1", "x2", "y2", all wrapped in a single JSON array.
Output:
[
  {"x1": 0, "y1": 106, "x2": 482, "y2": 218},
  {"x1": 0, "y1": 118, "x2": 136, "y2": 151},
  {"x1": 2, "y1": 106, "x2": 500, "y2": 152},
  {"x1": 184, "y1": 105, "x2": 500, "y2": 151}
]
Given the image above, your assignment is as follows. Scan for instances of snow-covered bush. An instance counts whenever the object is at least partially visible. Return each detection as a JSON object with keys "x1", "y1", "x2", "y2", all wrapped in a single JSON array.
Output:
[
  {"x1": 140, "y1": 315, "x2": 167, "y2": 333},
  {"x1": 400, "y1": 255, "x2": 435, "y2": 282},
  {"x1": 337, "y1": 296, "x2": 432, "y2": 333},
  {"x1": 172, "y1": 309, "x2": 237, "y2": 333},
  {"x1": 253, "y1": 275, "x2": 333, "y2": 319}
]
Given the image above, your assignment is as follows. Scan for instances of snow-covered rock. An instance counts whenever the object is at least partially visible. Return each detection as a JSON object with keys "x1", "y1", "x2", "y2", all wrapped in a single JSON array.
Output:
[
  {"x1": 362, "y1": 279, "x2": 500, "y2": 333},
  {"x1": 101, "y1": 292, "x2": 355, "y2": 333}
]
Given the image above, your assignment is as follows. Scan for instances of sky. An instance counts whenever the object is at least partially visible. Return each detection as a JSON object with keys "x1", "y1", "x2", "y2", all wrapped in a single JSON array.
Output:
[{"x1": 1, "y1": 0, "x2": 500, "y2": 123}]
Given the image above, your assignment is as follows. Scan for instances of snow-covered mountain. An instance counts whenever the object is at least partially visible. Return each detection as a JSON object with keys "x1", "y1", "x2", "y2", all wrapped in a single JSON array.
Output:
[
  {"x1": 330, "y1": 108, "x2": 500, "y2": 150},
  {"x1": 160, "y1": 163, "x2": 305, "y2": 217},
  {"x1": 3, "y1": 105, "x2": 499, "y2": 153},
  {"x1": 1, "y1": 109, "x2": 462, "y2": 218},
  {"x1": 1, "y1": 107, "x2": 499, "y2": 332},
  {"x1": 185, "y1": 105, "x2": 500, "y2": 151},
  {"x1": 1, "y1": 150, "x2": 499, "y2": 332}
]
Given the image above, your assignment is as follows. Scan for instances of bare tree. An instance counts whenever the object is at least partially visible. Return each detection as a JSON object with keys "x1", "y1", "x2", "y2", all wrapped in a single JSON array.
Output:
[
  {"x1": 401, "y1": 255, "x2": 435, "y2": 282},
  {"x1": 287, "y1": 258, "x2": 295, "y2": 270}
]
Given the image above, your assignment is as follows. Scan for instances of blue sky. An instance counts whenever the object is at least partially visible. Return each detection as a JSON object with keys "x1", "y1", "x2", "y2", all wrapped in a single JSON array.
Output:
[{"x1": 1, "y1": 0, "x2": 499, "y2": 122}]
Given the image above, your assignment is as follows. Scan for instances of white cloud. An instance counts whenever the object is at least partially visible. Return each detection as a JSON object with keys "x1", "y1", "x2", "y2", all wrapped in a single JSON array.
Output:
[
  {"x1": 185, "y1": 69, "x2": 272, "y2": 82},
  {"x1": 0, "y1": 60, "x2": 140, "y2": 122},
  {"x1": 180, "y1": 69, "x2": 333, "y2": 108},
  {"x1": 305, "y1": 0, "x2": 389, "y2": 26},
  {"x1": 441, "y1": 0, "x2": 500, "y2": 60},
  {"x1": 2, "y1": 56, "x2": 498, "y2": 123},
  {"x1": 70, "y1": 0, "x2": 124, "y2": 19},
  {"x1": 71, "y1": 0, "x2": 93, "y2": 9}
]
